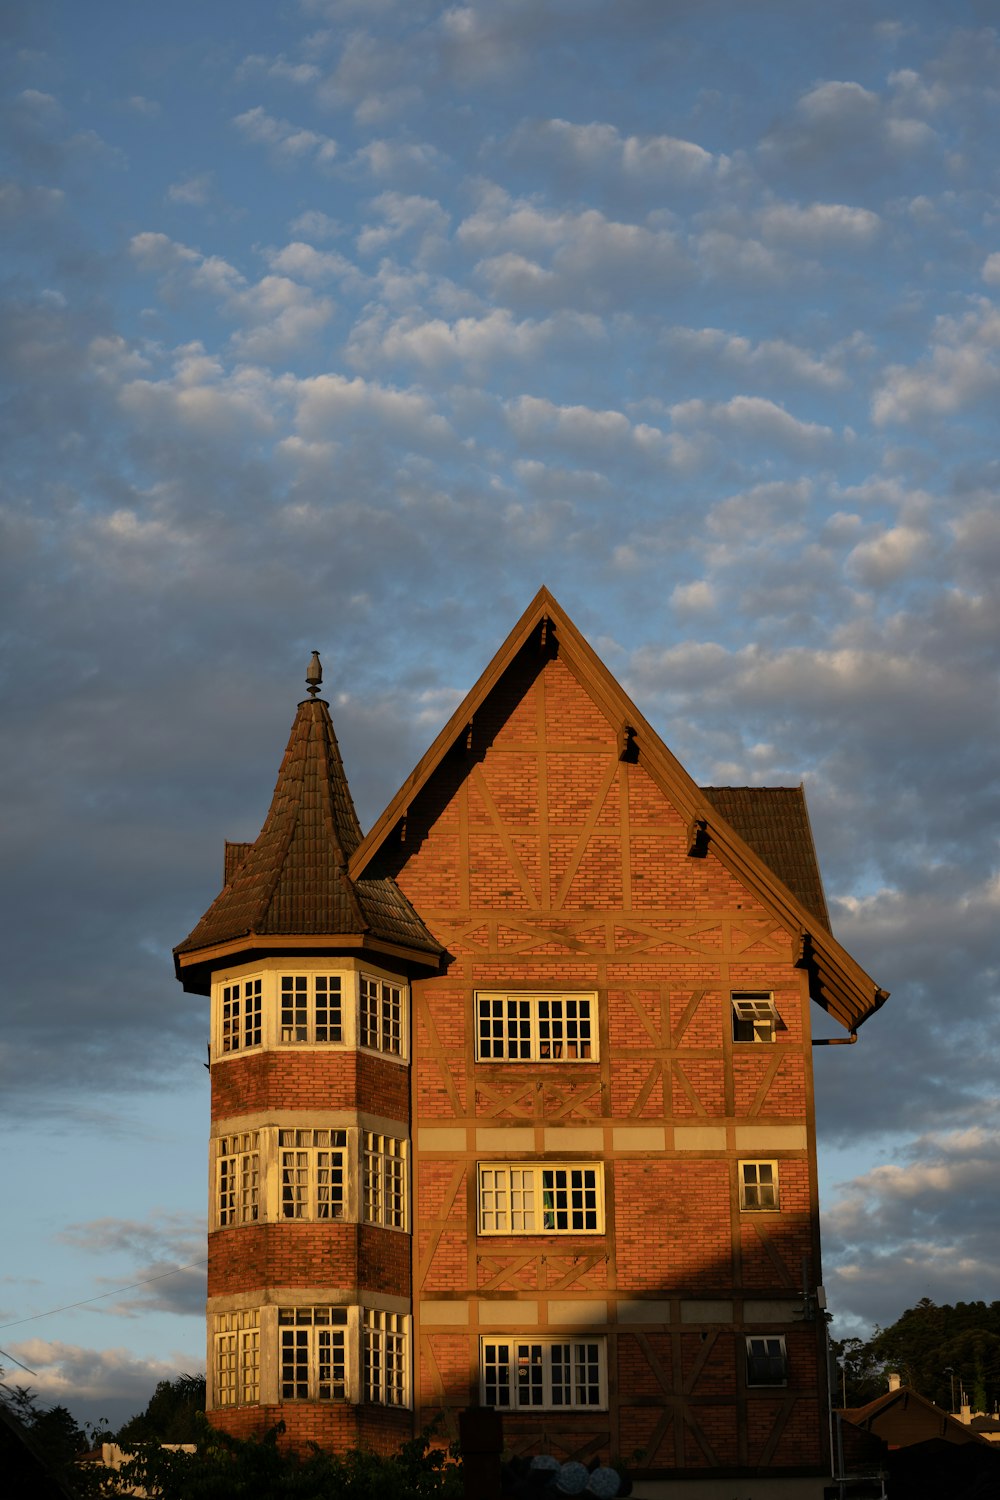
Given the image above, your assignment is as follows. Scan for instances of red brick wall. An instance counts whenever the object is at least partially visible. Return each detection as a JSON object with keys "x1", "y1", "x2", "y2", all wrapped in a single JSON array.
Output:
[
  {"x1": 211, "y1": 1049, "x2": 409, "y2": 1122},
  {"x1": 208, "y1": 1223, "x2": 410, "y2": 1298},
  {"x1": 387, "y1": 651, "x2": 826, "y2": 1477},
  {"x1": 208, "y1": 1400, "x2": 411, "y2": 1455}
]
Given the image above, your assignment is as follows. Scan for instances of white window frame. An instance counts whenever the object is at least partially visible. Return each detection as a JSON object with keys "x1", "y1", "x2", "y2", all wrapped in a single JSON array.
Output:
[
  {"x1": 480, "y1": 1336, "x2": 607, "y2": 1410},
  {"x1": 360, "y1": 974, "x2": 405, "y2": 1057},
  {"x1": 746, "y1": 1334, "x2": 788, "y2": 1386},
  {"x1": 739, "y1": 1159, "x2": 779, "y2": 1211},
  {"x1": 279, "y1": 973, "x2": 344, "y2": 1044},
  {"x1": 476, "y1": 992, "x2": 598, "y2": 1062},
  {"x1": 278, "y1": 1306, "x2": 349, "y2": 1400},
  {"x1": 478, "y1": 1163, "x2": 604, "y2": 1235},
  {"x1": 363, "y1": 1309, "x2": 409, "y2": 1407},
  {"x1": 279, "y1": 1129, "x2": 349, "y2": 1221},
  {"x1": 221, "y1": 977, "x2": 263, "y2": 1053},
  {"x1": 731, "y1": 991, "x2": 778, "y2": 1043},
  {"x1": 218, "y1": 1131, "x2": 260, "y2": 1227},
  {"x1": 363, "y1": 1133, "x2": 408, "y2": 1230},
  {"x1": 214, "y1": 1309, "x2": 260, "y2": 1407}
]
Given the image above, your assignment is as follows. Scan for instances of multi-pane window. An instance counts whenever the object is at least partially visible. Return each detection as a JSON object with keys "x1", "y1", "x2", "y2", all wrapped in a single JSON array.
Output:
[
  {"x1": 746, "y1": 1335, "x2": 788, "y2": 1386},
  {"x1": 363, "y1": 1134, "x2": 407, "y2": 1230},
  {"x1": 221, "y1": 978, "x2": 262, "y2": 1052},
  {"x1": 731, "y1": 992, "x2": 778, "y2": 1043},
  {"x1": 218, "y1": 1132, "x2": 260, "y2": 1226},
  {"x1": 739, "y1": 1160, "x2": 779, "y2": 1211},
  {"x1": 476, "y1": 993, "x2": 596, "y2": 1061},
  {"x1": 482, "y1": 1338, "x2": 606, "y2": 1410},
  {"x1": 279, "y1": 1307, "x2": 348, "y2": 1400},
  {"x1": 279, "y1": 1129, "x2": 348, "y2": 1220},
  {"x1": 360, "y1": 976, "x2": 404, "y2": 1056},
  {"x1": 214, "y1": 1310, "x2": 259, "y2": 1406},
  {"x1": 363, "y1": 1310, "x2": 408, "y2": 1406},
  {"x1": 280, "y1": 974, "x2": 343, "y2": 1043},
  {"x1": 478, "y1": 1164, "x2": 603, "y2": 1234}
]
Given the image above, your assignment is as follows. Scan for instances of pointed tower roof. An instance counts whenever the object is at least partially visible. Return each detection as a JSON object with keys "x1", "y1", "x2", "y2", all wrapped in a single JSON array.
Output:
[{"x1": 175, "y1": 655, "x2": 441, "y2": 993}]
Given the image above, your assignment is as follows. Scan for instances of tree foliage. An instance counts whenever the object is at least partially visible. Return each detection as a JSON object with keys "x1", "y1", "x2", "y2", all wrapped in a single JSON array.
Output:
[
  {"x1": 834, "y1": 1299, "x2": 1000, "y2": 1412},
  {"x1": 116, "y1": 1373, "x2": 206, "y2": 1446},
  {"x1": 0, "y1": 1367, "x2": 88, "y2": 1493},
  {"x1": 113, "y1": 1421, "x2": 463, "y2": 1500}
]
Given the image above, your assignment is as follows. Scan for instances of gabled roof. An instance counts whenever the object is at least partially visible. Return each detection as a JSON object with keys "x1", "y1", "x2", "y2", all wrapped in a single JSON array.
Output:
[
  {"x1": 841, "y1": 1386, "x2": 993, "y2": 1448},
  {"x1": 351, "y1": 587, "x2": 887, "y2": 1033},
  {"x1": 701, "y1": 786, "x2": 831, "y2": 933},
  {"x1": 175, "y1": 687, "x2": 441, "y2": 991}
]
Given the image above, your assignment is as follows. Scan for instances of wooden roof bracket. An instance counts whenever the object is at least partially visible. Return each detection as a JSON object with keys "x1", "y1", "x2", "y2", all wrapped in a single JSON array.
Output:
[
  {"x1": 687, "y1": 815, "x2": 709, "y2": 857},
  {"x1": 793, "y1": 928, "x2": 813, "y2": 968},
  {"x1": 617, "y1": 721, "x2": 638, "y2": 762}
]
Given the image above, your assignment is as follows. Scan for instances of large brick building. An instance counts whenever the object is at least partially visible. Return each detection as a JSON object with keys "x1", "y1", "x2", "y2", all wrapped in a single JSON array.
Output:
[{"x1": 174, "y1": 590, "x2": 887, "y2": 1496}]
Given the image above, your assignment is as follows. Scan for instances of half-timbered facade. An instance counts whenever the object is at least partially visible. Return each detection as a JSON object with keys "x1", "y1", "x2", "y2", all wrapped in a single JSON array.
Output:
[{"x1": 175, "y1": 591, "x2": 887, "y2": 1496}]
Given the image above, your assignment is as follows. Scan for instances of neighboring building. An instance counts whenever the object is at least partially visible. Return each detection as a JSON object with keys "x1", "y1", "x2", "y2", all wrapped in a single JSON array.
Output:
[
  {"x1": 174, "y1": 590, "x2": 888, "y2": 1496},
  {"x1": 837, "y1": 1383, "x2": 1000, "y2": 1500}
]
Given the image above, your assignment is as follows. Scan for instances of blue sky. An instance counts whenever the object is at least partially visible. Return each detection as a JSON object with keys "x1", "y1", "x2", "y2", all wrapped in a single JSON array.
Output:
[{"x1": 2, "y1": 0, "x2": 999, "y2": 1428}]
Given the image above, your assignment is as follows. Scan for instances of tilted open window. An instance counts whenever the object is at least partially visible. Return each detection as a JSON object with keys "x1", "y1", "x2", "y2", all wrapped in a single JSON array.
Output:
[
  {"x1": 746, "y1": 1335, "x2": 788, "y2": 1386},
  {"x1": 732, "y1": 991, "x2": 778, "y2": 1043}
]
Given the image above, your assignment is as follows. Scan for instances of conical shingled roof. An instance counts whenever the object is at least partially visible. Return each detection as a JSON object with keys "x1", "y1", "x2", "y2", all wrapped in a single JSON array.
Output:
[{"x1": 175, "y1": 691, "x2": 441, "y2": 968}]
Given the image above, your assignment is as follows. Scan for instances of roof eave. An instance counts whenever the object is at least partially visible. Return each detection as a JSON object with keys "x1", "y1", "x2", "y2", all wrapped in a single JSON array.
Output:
[{"x1": 174, "y1": 929, "x2": 443, "y2": 994}]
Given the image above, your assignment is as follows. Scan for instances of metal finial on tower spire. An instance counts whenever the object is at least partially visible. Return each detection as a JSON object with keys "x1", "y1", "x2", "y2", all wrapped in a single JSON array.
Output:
[{"x1": 306, "y1": 650, "x2": 322, "y2": 697}]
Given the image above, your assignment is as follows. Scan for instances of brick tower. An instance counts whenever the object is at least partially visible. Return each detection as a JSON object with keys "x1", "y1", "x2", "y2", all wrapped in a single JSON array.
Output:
[{"x1": 174, "y1": 654, "x2": 441, "y2": 1452}]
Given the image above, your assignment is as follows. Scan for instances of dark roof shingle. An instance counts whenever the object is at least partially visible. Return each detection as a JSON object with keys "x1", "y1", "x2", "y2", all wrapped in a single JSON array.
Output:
[
  {"x1": 175, "y1": 695, "x2": 440, "y2": 964},
  {"x1": 700, "y1": 785, "x2": 831, "y2": 932}
]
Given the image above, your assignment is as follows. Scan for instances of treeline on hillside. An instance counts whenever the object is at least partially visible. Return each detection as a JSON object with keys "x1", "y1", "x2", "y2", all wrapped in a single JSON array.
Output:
[{"x1": 833, "y1": 1297, "x2": 1000, "y2": 1412}]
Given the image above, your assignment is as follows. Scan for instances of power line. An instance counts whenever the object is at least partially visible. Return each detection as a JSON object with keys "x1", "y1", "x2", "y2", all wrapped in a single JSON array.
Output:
[
  {"x1": 0, "y1": 1260, "x2": 208, "y2": 1331},
  {"x1": 0, "y1": 1346, "x2": 38, "y2": 1376}
]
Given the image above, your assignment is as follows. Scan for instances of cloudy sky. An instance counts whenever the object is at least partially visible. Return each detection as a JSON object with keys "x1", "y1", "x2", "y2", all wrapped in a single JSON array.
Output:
[{"x1": 2, "y1": 0, "x2": 999, "y2": 1427}]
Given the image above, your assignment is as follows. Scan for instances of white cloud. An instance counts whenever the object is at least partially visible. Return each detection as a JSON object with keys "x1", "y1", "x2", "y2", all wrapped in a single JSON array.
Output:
[
  {"x1": 669, "y1": 395, "x2": 836, "y2": 452},
  {"x1": 760, "y1": 201, "x2": 882, "y2": 248},
  {"x1": 266, "y1": 240, "x2": 358, "y2": 284},
  {"x1": 293, "y1": 371, "x2": 453, "y2": 446},
  {"x1": 664, "y1": 325, "x2": 859, "y2": 390},
  {"x1": 873, "y1": 306, "x2": 1000, "y2": 426},
  {"x1": 796, "y1": 80, "x2": 880, "y2": 125},
  {"x1": 671, "y1": 579, "x2": 716, "y2": 613},
  {"x1": 349, "y1": 306, "x2": 602, "y2": 374},
  {"x1": 236, "y1": 52, "x2": 321, "y2": 86},
  {"x1": 125, "y1": 95, "x2": 160, "y2": 117},
  {"x1": 505, "y1": 116, "x2": 727, "y2": 185},
  {"x1": 232, "y1": 106, "x2": 337, "y2": 165},
  {"x1": 129, "y1": 233, "x2": 334, "y2": 361},
  {"x1": 462, "y1": 188, "x2": 690, "y2": 310},
  {"x1": 166, "y1": 173, "x2": 212, "y2": 206},
  {"x1": 356, "y1": 191, "x2": 449, "y2": 256},
  {"x1": 288, "y1": 209, "x2": 343, "y2": 241},
  {"x1": 352, "y1": 138, "x2": 447, "y2": 181},
  {"x1": 982, "y1": 252, "x2": 1000, "y2": 286},
  {"x1": 847, "y1": 524, "x2": 932, "y2": 586}
]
